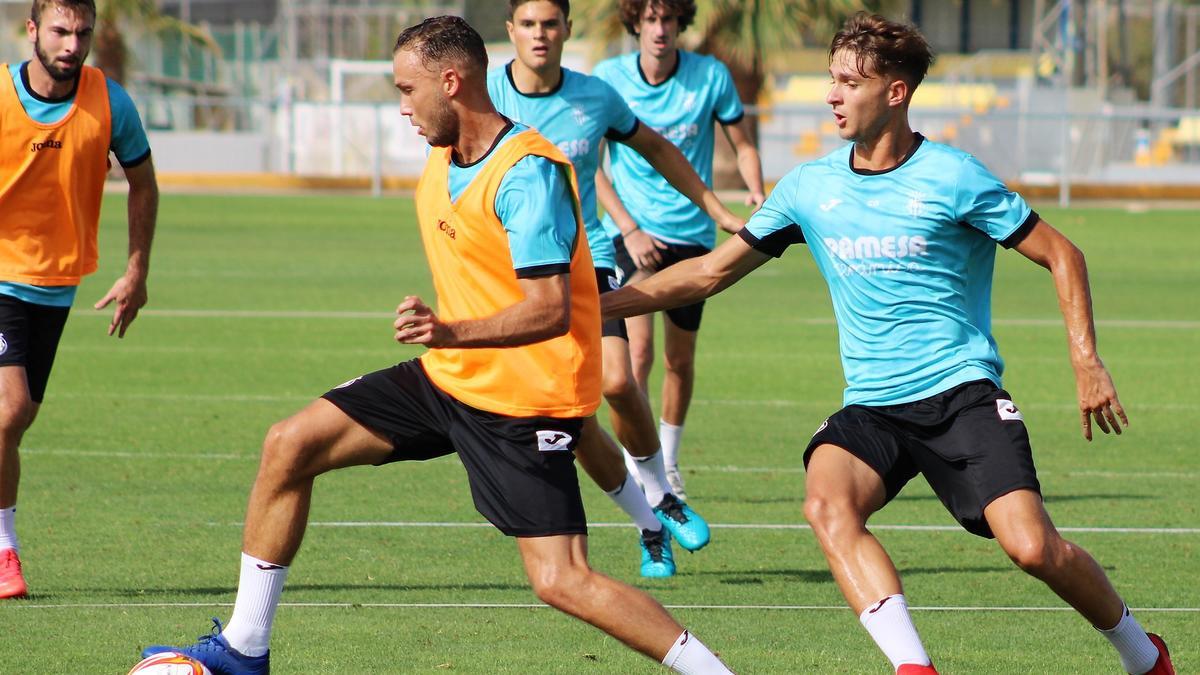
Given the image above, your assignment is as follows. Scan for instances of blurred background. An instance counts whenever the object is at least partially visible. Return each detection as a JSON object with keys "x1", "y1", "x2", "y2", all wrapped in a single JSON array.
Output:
[{"x1": 5, "y1": 0, "x2": 1200, "y2": 202}]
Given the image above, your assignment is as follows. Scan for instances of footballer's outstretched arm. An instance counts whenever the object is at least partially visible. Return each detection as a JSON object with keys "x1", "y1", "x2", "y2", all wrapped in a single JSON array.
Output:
[
  {"x1": 602, "y1": 234, "x2": 770, "y2": 321},
  {"x1": 395, "y1": 274, "x2": 570, "y2": 349},
  {"x1": 621, "y1": 124, "x2": 745, "y2": 234},
  {"x1": 1014, "y1": 218, "x2": 1127, "y2": 441}
]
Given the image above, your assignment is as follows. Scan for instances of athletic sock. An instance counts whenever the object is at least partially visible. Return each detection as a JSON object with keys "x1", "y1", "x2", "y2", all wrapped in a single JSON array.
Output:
[
  {"x1": 0, "y1": 507, "x2": 17, "y2": 552},
  {"x1": 662, "y1": 630, "x2": 732, "y2": 674},
  {"x1": 605, "y1": 472, "x2": 662, "y2": 533},
  {"x1": 659, "y1": 420, "x2": 684, "y2": 472},
  {"x1": 222, "y1": 552, "x2": 289, "y2": 657},
  {"x1": 858, "y1": 594, "x2": 931, "y2": 670},
  {"x1": 1097, "y1": 604, "x2": 1160, "y2": 674},
  {"x1": 621, "y1": 447, "x2": 645, "y2": 490},
  {"x1": 632, "y1": 450, "x2": 671, "y2": 506}
]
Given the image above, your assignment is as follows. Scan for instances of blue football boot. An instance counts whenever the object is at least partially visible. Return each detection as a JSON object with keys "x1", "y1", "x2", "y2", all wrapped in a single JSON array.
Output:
[
  {"x1": 654, "y1": 493, "x2": 710, "y2": 551},
  {"x1": 639, "y1": 526, "x2": 676, "y2": 578},
  {"x1": 141, "y1": 618, "x2": 270, "y2": 675}
]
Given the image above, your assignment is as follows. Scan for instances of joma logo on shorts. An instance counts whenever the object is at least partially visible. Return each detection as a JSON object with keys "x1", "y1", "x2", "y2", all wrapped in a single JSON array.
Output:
[{"x1": 30, "y1": 139, "x2": 63, "y2": 152}]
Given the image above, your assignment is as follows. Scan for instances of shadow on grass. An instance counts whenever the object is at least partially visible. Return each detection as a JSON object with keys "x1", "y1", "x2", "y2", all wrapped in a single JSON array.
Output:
[{"x1": 38, "y1": 581, "x2": 530, "y2": 601}]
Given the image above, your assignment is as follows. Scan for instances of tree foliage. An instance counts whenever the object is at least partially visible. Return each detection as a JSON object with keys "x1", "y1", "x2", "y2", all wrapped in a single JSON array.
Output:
[{"x1": 93, "y1": 0, "x2": 220, "y2": 85}]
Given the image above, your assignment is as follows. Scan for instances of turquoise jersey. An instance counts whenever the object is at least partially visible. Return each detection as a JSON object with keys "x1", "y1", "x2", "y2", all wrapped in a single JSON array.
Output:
[
  {"x1": 487, "y1": 63, "x2": 638, "y2": 271},
  {"x1": 742, "y1": 135, "x2": 1037, "y2": 407},
  {"x1": 594, "y1": 50, "x2": 743, "y2": 249},
  {"x1": 447, "y1": 121, "x2": 578, "y2": 276},
  {"x1": 2, "y1": 62, "x2": 152, "y2": 307}
]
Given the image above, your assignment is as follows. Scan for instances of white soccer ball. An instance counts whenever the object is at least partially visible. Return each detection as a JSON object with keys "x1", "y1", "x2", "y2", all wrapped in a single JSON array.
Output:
[{"x1": 127, "y1": 652, "x2": 212, "y2": 675}]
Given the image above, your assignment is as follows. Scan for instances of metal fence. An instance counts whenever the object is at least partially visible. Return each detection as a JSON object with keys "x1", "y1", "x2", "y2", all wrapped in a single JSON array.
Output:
[{"x1": 137, "y1": 92, "x2": 1200, "y2": 202}]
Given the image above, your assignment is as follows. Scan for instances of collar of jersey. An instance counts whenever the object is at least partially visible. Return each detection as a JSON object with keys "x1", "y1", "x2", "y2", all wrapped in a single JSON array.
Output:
[
  {"x1": 848, "y1": 132, "x2": 925, "y2": 176},
  {"x1": 505, "y1": 61, "x2": 566, "y2": 98},
  {"x1": 636, "y1": 50, "x2": 682, "y2": 87}
]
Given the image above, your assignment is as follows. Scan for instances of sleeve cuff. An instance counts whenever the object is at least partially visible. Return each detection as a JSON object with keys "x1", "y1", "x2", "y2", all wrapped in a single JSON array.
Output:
[
  {"x1": 515, "y1": 262, "x2": 571, "y2": 279},
  {"x1": 716, "y1": 111, "x2": 745, "y2": 126},
  {"x1": 737, "y1": 224, "x2": 804, "y2": 258},
  {"x1": 117, "y1": 148, "x2": 151, "y2": 169},
  {"x1": 1000, "y1": 210, "x2": 1040, "y2": 249},
  {"x1": 605, "y1": 119, "x2": 640, "y2": 142}
]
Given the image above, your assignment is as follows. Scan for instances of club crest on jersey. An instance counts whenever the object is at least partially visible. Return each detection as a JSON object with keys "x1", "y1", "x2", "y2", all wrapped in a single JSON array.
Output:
[
  {"x1": 537, "y1": 430, "x2": 573, "y2": 452},
  {"x1": 572, "y1": 106, "x2": 589, "y2": 127},
  {"x1": 682, "y1": 93, "x2": 697, "y2": 112},
  {"x1": 996, "y1": 398, "x2": 1024, "y2": 421},
  {"x1": 906, "y1": 191, "x2": 928, "y2": 217}
]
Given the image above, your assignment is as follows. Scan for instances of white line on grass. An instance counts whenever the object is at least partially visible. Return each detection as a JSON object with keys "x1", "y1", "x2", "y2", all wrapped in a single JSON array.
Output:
[
  {"x1": 263, "y1": 521, "x2": 1197, "y2": 535},
  {"x1": 22, "y1": 449, "x2": 1199, "y2": 482},
  {"x1": 7, "y1": 601, "x2": 1197, "y2": 612},
  {"x1": 72, "y1": 309, "x2": 1200, "y2": 330}
]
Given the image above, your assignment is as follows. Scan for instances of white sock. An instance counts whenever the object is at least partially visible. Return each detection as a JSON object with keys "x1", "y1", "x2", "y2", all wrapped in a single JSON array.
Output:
[
  {"x1": 1098, "y1": 604, "x2": 1160, "y2": 674},
  {"x1": 606, "y1": 473, "x2": 662, "y2": 533},
  {"x1": 858, "y1": 594, "x2": 931, "y2": 670},
  {"x1": 222, "y1": 553, "x2": 289, "y2": 657},
  {"x1": 659, "y1": 420, "x2": 684, "y2": 472},
  {"x1": 632, "y1": 450, "x2": 671, "y2": 506},
  {"x1": 0, "y1": 507, "x2": 17, "y2": 552},
  {"x1": 621, "y1": 447, "x2": 644, "y2": 491},
  {"x1": 662, "y1": 630, "x2": 732, "y2": 674}
]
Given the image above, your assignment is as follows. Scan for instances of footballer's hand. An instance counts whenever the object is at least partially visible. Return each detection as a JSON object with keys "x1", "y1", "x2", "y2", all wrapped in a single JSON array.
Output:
[
  {"x1": 1074, "y1": 360, "x2": 1128, "y2": 441},
  {"x1": 624, "y1": 228, "x2": 668, "y2": 271},
  {"x1": 395, "y1": 295, "x2": 454, "y2": 347},
  {"x1": 746, "y1": 191, "x2": 766, "y2": 211},
  {"x1": 718, "y1": 214, "x2": 746, "y2": 235},
  {"x1": 94, "y1": 272, "x2": 148, "y2": 338}
]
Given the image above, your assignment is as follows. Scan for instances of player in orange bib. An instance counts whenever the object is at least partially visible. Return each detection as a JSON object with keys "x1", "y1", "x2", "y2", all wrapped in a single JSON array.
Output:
[
  {"x1": 0, "y1": 0, "x2": 158, "y2": 600},
  {"x1": 142, "y1": 16, "x2": 732, "y2": 674}
]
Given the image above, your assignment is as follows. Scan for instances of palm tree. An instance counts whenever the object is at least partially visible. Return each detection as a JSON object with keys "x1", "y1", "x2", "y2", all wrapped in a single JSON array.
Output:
[
  {"x1": 573, "y1": 0, "x2": 875, "y2": 187},
  {"x1": 92, "y1": 0, "x2": 220, "y2": 86}
]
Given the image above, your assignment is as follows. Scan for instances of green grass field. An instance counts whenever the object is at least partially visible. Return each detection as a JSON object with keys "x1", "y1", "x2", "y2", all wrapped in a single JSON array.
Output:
[{"x1": 1, "y1": 194, "x2": 1196, "y2": 673}]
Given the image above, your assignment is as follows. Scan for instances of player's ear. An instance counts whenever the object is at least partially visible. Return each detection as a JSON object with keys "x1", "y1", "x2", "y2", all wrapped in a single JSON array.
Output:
[
  {"x1": 441, "y1": 67, "x2": 461, "y2": 97},
  {"x1": 505, "y1": 20, "x2": 515, "y2": 42},
  {"x1": 26, "y1": 19, "x2": 37, "y2": 44},
  {"x1": 565, "y1": 18, "x2": 573, "y2": 40},
  {"x1": 887, "y1": 77, "x2": 909, "y2": 109}
]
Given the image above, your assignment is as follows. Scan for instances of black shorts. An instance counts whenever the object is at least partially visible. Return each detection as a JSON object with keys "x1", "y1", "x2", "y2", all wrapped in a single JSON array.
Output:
[
  {"x1": 321, "y1": 359, "x2": 587, "y2": 537},
  {"x1": 804, "y1": 379, "x2": 1041, "y2": 539},
  {"x1": 595, "y1": 267, "x2": 628, "y2": 340},
  {"x1": 612, "y1": 236, "x2": 708, "y2": 331},
  {"x1": 0, "y1": 294, "x2": 71, "y2": 402}
]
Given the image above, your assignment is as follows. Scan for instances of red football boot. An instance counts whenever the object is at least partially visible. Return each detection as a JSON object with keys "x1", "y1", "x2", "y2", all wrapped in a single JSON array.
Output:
[
  {"x1": 897, "y1": 663, "x2": 938, "y2": 674},
  {"x1": 1141, "y1": 634, "x2": 1175, "y2": 675},
  {"x1": 0, "y1": 548, "x2": 27, "y2": 599}
]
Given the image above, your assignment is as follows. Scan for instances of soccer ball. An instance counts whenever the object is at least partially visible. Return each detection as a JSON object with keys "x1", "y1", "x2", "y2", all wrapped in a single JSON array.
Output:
[{"x1": 127, "y1": 652, "x2": 211, "y2": 675}]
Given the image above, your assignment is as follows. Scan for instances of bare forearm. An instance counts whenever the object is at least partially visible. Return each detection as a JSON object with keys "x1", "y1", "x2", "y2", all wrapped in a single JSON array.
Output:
[
  {"x1": 446, "y1": 300, "x2": 569, "y2": 348},
  {"x1": 596, "y1": 169, "x2": 639, "y2": 234},
  {"x1": 736, "y1": 145, "x2": 765, "y2": 197},
  {"x1": 636, "y1": 132, "x2": 740, "y2": 232},
  {"x1": 603, "y1": 258, "x2": 718, "y2": 320},
  {"x1": 1051, "y1": 244, "x2": 1102, "y2": 368},
  {"x1": 125, "y1": 181, "x2": 158, "y2": 279}
]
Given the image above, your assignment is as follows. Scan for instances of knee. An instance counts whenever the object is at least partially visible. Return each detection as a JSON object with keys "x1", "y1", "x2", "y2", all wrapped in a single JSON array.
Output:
[
  {"x1": 1002, "y1": 535, "x2": 1067, "y2": 578},
  {"x1": 602, "y1": 368, "x2": 637, "y2": 403},
  {"x1": 259, "y1": 419, "x2": 317, "y2": 481},
  {"x1": 0, "y1": 396, "x2": 35, "y2": 440},
  {"x1": 528, "y1": 562, "x2": 589, "y2": 610},
  {"x1": 661, "y1": 349, "x2": 695, "y2": 379},
  {"x1": 803, "y1": 493, "x2": 862, "y2": 541}
]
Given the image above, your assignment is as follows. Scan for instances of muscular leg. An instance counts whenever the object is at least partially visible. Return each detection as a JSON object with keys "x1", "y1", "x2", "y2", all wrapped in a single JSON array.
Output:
[
  {"x1": 625, "y1": 312, "x2": 655, "y2": 397},
  {"x1": 985, "y1": 489, "x2": 1123, "y2": 628},
  {"x1": 802, "y1": 444, "x2": 899, "y2": 612},
  {"x1": 517, "y1": 533, "x2": 728, "y2": 672},
  {"x1": 0, "y1": 367, "x2": 37, "y2": 512},
  {"x1": 602, "y1": 335, "x2": 659, "y2": 460},
  {"x1": 573, "y1": 415, "x2": 630, "y2": 493},
  {"x1": 242, "y1": 398, "x2": 395, "y2": 565},
  {"x1": 659, "y1": 320, "x2": 697, "y2": 428}
]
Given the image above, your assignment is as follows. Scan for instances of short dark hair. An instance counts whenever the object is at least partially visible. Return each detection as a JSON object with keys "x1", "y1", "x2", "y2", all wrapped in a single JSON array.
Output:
[
  {"x1": 508, "y1": 0, "x2": 570, "y2": 20},
  {"x1": 618, "y1": 0, "x2": 695, "y2": 36},
  {"x1": 829, "y1": 12, "x2": 934, "y2": 88},
  {"x1": 31, "y1": 0, "x2": 95, "y2": 25},
  {"x1": 393, "y1": 15, "x2": 488, "y2": 72}
]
